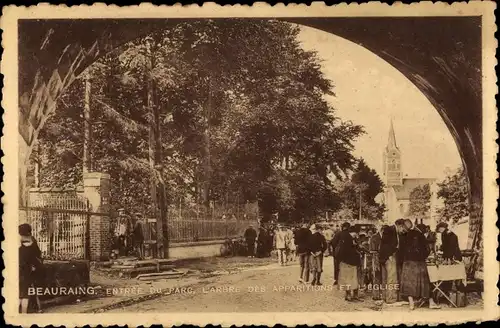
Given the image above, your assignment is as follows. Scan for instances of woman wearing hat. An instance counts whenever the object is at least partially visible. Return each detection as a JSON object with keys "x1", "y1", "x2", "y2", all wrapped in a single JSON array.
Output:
[
  {"x1": 19, "y1": 223, "x2": 43, "y2": 313},
  {"x1": 400, "y1": 221, "x2": 440, "y2": 310}
]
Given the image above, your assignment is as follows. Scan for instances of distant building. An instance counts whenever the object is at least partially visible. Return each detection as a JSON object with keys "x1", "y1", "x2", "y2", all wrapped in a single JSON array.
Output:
[{"x1": 378, "y1": 119, "x2": 443, "y2": 226}]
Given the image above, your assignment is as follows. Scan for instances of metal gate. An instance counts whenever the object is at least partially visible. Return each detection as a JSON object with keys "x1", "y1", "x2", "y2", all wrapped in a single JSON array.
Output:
[{"x1": 19, "y1": 194, "x2": 91, "y2": 260}]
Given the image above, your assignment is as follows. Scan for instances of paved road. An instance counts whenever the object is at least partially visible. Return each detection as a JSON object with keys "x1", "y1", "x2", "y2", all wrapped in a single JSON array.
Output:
[{"x1": 109, "y1": 256, "x2": 380, "y2": 312}]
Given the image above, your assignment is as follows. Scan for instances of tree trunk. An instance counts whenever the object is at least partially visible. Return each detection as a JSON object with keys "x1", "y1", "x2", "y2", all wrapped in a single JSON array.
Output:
[
  {"x1": 201, "y1": 77, "x2": 212, "y2": 211},
  {"x1": 147, "y1": 42, "x2": 168, "y2": 258},
  {"x1": 83, "y1": 71, "x2": 92, "y2": 174}
]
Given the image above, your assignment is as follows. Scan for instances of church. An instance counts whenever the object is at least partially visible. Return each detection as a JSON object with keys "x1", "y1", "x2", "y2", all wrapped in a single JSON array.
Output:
[{"x1": 379, "y1": 119, "x2": 442, "y2": 226}]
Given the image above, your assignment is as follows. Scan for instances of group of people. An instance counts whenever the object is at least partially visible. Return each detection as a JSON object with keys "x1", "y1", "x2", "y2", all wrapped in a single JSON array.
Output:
[
  {"x1": 112, "y1": 208, "x2": 146, "y2": 259},
  {"x1": 244, "y1": 223, "x2": 329, "y2": 285},
  {"x1": 244, "y1": 218, "x2": 464, "y2": 309},
  {"x1": 333, "y1": 219, "x2": 462, "y2": 308}
]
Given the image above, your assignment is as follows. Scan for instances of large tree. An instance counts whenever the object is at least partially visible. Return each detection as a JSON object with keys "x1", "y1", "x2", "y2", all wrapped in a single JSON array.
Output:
[
  {"x1": 437, "y1": 167, "x2": 469, "y2": 223},
  {"x1": 29, "y1": 19, "x2": 364, "y2": 223}
]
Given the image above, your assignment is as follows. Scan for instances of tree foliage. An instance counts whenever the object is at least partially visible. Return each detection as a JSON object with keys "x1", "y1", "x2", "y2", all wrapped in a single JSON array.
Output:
[
  {"x1": 408, "y1": 183, "x2": 431, "y2": 220},
  {"x1": 437, "y1": 167, "x2": 469, "y2": 223},
  {"x1": 332, "y1": 158, "x2": 385, "y2": 221},
  {"x1": 29, "y1": 19, "x2": 364, "y2": 221}
]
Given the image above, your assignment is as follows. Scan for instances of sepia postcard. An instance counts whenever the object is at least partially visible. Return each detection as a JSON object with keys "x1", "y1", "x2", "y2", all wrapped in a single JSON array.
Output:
[{"x1": 1, "y1": 2, "x2": 498, "y2": 326}]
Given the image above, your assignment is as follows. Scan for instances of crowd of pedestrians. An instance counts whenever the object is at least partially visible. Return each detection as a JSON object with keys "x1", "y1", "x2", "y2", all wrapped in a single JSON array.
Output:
[{"x1": 244, "y1": 218, "x2": 464, "y2": 308}]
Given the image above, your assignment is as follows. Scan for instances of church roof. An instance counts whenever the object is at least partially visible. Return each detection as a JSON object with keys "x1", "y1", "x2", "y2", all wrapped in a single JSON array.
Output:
[{"x1": 392, "y1": 178, "x2": 436, "y2": 200}]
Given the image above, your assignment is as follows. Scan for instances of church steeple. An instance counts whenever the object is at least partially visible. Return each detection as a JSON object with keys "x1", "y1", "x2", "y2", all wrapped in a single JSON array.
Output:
[
  {"x1": 383, "y1": 118, "x2": 403, "y2": 186},
  {"x1": 387, "y1": 117, "x2": 398, "y2": 149}
]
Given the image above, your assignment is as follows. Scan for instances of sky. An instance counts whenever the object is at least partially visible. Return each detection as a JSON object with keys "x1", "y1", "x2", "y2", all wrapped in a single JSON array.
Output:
[{"x1": 297, "y1": 25, "x2": 462, "y2": 181}]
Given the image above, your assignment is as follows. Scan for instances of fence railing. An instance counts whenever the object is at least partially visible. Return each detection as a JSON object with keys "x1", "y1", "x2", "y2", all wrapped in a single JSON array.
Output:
[
  {"x1": 166, "y1": 202, "x2": 259, "y2": 222},
  {"x1": 142, "y1": 217, "x2": 258, "y2": 243},
  {"x1": 20, "y1": 207, "x2": 89, "y2": 260}
]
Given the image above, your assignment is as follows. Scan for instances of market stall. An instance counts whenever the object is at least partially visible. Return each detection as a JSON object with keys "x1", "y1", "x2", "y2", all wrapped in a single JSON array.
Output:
[{"x1": 427, "y1": 262, "x2": 467, "y2": 308}]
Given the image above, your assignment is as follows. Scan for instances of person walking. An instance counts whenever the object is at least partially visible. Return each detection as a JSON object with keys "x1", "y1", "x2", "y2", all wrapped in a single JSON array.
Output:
[
  {"x1": 338, "y1": 226, "x2": 362, "y2": 302},
  {"x1": 379, "y1": 218, "x2": 406, "y2": 304},
  {"x1": 331, "y1": 222, "x2": 351, "y2": 285},
  {"x1": 309, "y1": 224, "x2": 327, "y2": 286},
  {"x1": 274, "y1": 224, "x2": 289, "y2": 265},
  {"x1": 244, "y1": 225, "x2": 258, "y2": 258},
  {"x1": 295, "y1": 223, "x2": 312, "y2": 283},
  {"x1": 401, "y1": 222, "x2": 441, "y2": 310}
]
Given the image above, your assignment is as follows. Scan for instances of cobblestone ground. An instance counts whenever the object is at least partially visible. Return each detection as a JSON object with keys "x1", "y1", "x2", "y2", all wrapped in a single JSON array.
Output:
[{"x1": 109, "y1": 257, "x2": 381, "y2": 312}]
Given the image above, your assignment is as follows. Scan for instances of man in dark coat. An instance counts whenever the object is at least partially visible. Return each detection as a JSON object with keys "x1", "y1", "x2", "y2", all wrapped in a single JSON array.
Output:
[
  {"x1": 436, "y1": 222, "x2": 463, "y2": 296},
  {"x1": 295, "y1": 223, "x2": 312, "y2": 283},
  {"x1": 309, "y1": 224, "x2": 328, "y2": 285},
  {"x1": 330, "y1": 222, "x2": 351, "y2": 285},
  {"x1": 132, "y1": 213, "x2": 145, "y2": 259},
  {"x1": 437, "y1": 222, "x2": 462, "y2": 262},
  {"x1": 379, "y1": 218, "x2": 406, "y2": 304},
  {"x1": 256, "y1": 227, "x2": 269, "y2": 258},
  {"x1": 244, "y1": 225, "x2": 257, "y2": 257}
]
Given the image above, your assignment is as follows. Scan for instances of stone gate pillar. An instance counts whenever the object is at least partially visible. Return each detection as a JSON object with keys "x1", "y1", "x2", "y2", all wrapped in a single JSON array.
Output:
[{"x1": 83, "y1": 172, "x2": 111, "y2": 261}]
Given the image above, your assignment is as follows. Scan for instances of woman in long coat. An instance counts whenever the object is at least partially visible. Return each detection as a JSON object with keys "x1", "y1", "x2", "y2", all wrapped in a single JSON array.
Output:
[
  {"x1": 401, "y1": 223, "x2": 440, "y2": 310},
  {"x1": 338, "y1": 226, "x2": 362, "y2": 301},
  {"x1": 19, "y1": 224, "x2": 43, "y2": 313}
]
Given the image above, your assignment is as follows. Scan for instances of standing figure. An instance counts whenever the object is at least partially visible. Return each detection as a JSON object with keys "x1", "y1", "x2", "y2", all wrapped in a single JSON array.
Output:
[
  {"x1": 331, "y1": 222, "x2": 351, "y2": 285},
  {"x1": 338, "y1": 226, "x2": 362, "y2": 301},
  {"x1": 437, "y1": 222, "x2": 462, "y2": 262},
  {"x1": 358, "y1": 233, "x2": 370, "y2": 286},
  {"x1": 244, "y1": 225, "x2": 258, "y2": 258},
  {"x1": 323, "y1": 225, "x2": 334, "y2": 256},
  {"x1": 274, "y1": 224, "x2": 289, "y2": 265},
  {"x1": 379, "y1": 218, "x2": 406, "y2": 304},
  {"x1": 436, "y1": 222, "x2": 463, "y2": 296},
  {"x1": 114, "y1": 208, "x2": 130, "y2": 257},
  {"x1": 309, "y1": 224, "x2": 327, "y2": 286},
  {"x1": 401, "y1": 222, "x2": 441, "y2": 310},
  {"x1": 285, "y1": 226, "x2": 296, "y2": 262},
  {"x1": 19, "y1": 224, "x2": 43, "y2": 313},
  {"x1": 424, "y1": 225, "x2": 438, "y2": 257},
  {"x1": 132, "y1": 213, "x2": 145, "y2": 259},
  {"x1": 256, "y1": 226, "x2": 268, "y2": 258},
  {"x1": 295, "y1": 223, "x2": 312, "y2": 283},
  {"x1": 369, "y1": 225, "x2": 384, "y2": 300}
]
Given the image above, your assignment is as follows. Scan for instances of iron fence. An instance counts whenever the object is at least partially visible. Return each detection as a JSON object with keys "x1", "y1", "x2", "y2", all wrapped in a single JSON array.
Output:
[
  {"x1": 19, "y1": 193, "x2": 90, "y2": 260},
  {"x1": 141, "y1": 202, "x2": 259, "y2": 243},
  {"x1": 142, "y1": 218, "x2": 258, "y2": 243}
]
